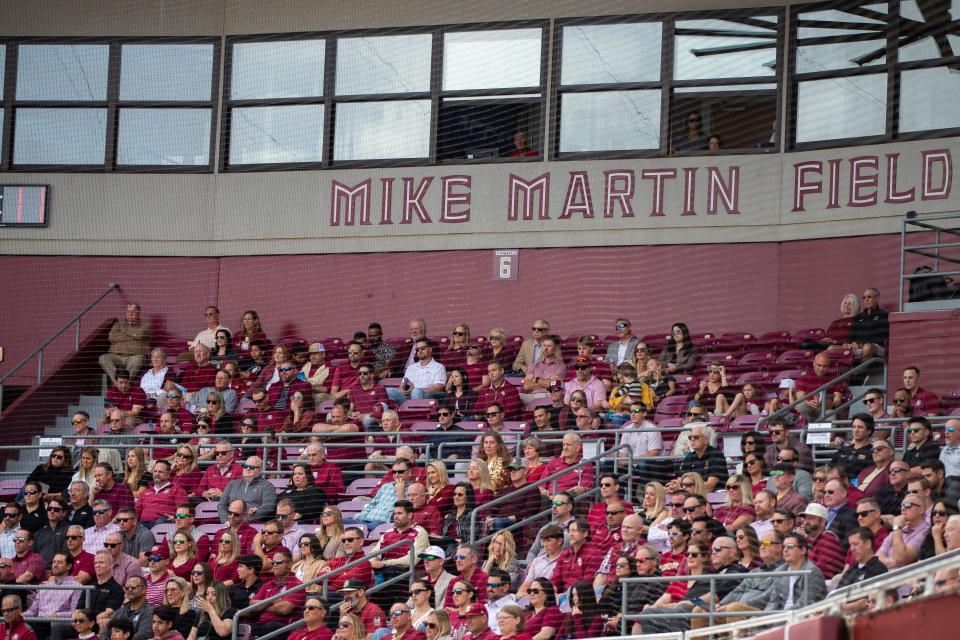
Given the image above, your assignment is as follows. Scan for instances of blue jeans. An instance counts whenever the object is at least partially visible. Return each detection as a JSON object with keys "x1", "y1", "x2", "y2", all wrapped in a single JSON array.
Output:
[{"x1": 386, "y1": 387, "x2": 446, "y2": 404}]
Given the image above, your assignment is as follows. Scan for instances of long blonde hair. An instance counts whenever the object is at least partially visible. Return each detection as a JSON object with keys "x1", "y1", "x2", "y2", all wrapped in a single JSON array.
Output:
[
  {"x1": 725, "y1": 474, "x2": 753, "y2": 507},
  {"x1": 679, "y1": 472, "x2": 706, "y2": 497},
  {"x1": 338, "y1": 613, "x2": 366, "y2": 640},
  {"x1": 318, "y1": 505, "x2": 345, "y2": 548},
  {"x1": 123, "y1": 447, "x2": 147, "y2": 493},
  {"x1": 643, "y1": 481, "x2": 667, "y2": 517},
  {"x1": 214, "y1": 529, "x2": 239, "y2": 565},
  {"x1": 174, "y1": 444, "x2": 199, "y2": 475},
  {"x1": 483, "y1": 530, "x2": 517, "y2": 574},
  {"x1": 468, "y1": 459, "x2": 495, "y2": 493}
]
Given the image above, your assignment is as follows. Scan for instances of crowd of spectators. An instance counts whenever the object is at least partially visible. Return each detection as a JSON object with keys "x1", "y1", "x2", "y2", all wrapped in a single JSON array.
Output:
[{"x1": 2, "y1": 295, "x2": 958, "y2": 640}]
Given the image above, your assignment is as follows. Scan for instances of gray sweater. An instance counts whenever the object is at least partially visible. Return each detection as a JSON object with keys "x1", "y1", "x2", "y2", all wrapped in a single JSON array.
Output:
[{"x1": 218, "y1": 476, "x2": 277, "y2": 522}]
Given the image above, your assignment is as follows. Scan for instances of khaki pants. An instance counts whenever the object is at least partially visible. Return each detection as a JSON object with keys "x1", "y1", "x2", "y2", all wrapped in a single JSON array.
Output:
[
  {"x1": 690, "y1": 603, "x2": 761, "y2": 629},
  {"x1": 99, "y1": 352, "x2": 145, "y2": 383}
]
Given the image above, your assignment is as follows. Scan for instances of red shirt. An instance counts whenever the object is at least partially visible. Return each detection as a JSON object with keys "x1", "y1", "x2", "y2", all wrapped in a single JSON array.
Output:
[
  {"x1": 197, "y1": 463, "x2": 244, "y2": 495},
  {"x1": 659, "y1": 549, "x2": 686, "y2": 577},
  {"x1": 911, "y1": 387, "x2": 941, "y2": 415},
  {"x1": 586, "y1": 502, "x2": 636, "y2": 535},
  {"x1": 267, "y1": 379, "x2": 314, "y2": 410},
  {"x1": 323, "y1": 551, "x2": 373, "y2": 590},
  {"x1": 136, "y1": 482, "x2": 189, "y2": 522},
  {"x1": 350, "y1": 384, "x2": 390, "y2": 414},
  {"x1": 105, "y1": 386, "x2": 147, "y2": 411},
  {"x1": 411, "y1": 504, "x2": 443, "y2": 535},
  {"x1": 465, "y1": 630, "x2": 500, "y2": 640},
  {"x1": 289, "y1": 627, "x2": 334, "y2": 640},
  {"x1": 394, "y1": 628, "x2": 426, "y2": 640},
  {"x1": 210, "y1": 558, "x2": 240, "y2": 583},
  {"x1": 13, "y1": 550, "x2": 47, "y2": 584},
  {"x1": 0, "y1": 619, "x2": 36, "y2": 640},
  {"x1": 550, "y1": 541, "x2": 605, "y2": 590},
  {"x1": 541, "y1": 457, "x2": 594, "y2": 493},
  {"x1": 312, "y1": 462, "x2": 346, "y2": 497},
  {"x1": 356, "y1": 601, "x2": 386, "y2": 635},
  {"x1": 331, "y1": 363, "x2": 362, "y2": 393},
  {"x1": 172, "y1": 468, "x2": 203, "y2": 497},
  {"x1": 444, "y1": 568, "x2": 488, "y2": 607},
  {"x1": 180, "y1": 362, "x2": 217, "y2": 392},
  {"x1": 796, "y1": 371, "x2": 846, "y2": 400},
  {"x1": 254, "y1": 575, "x2": 305, "y2": 624},
  {"x1": 379, "y1": 526, "x2": 421, "y2": 560},
  {"x1": 70, "y1": 549, "x2": 95, "y2": 580},
  {"x1": 808, "y1": 530, "x2": 845, "y2": 579},
  {"x1": 475, "y1": 382, "x2": 523, "y2": 419},
  {"x1": 258, "y1": 544, "x2": 292, "y2": 580},
  {"x1": 428, "y1": 485, "x2": 455, "y2": 515}
]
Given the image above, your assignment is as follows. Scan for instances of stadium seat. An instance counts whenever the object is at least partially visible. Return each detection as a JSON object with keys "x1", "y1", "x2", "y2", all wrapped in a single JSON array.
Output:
[
  {"x1": 366, "y1": 522, "x2": 393, "y2": 541},
  {"x1": 195, "y1": 501, "x2": 221, "y2": 525},
  {"x1": 0, "y1": 480, "x2": 22, "y2": 502},
  {"x1": 738, "y1": 351, "x2": 778, "y2": 372},
  {"x1": 792, "y1": 328, "x2": 826, "y2": 343},
  {"x1": 397, "y1": 398, "x2": 439, "y2": 422},
  {"x1": 717, "y1": 331, "x2": 757, "y2": 355},
  {"x1": 641, "y1": 333, "x2": 669, "y2": 351},
  {"x1": 524, "y1": 397, "x2": 552, "y2": 410},
  {"x1": 268, "y1": 478, "x2": 287, "y2": 492},
  {"x1": 754, "y1": 330, "x2": 793, "y2": 352},
  {"x1": 337, "y1": 500, "x2": 369, "y2": 515},
  {"x1": 773, "y1": 369, "x2": 805, "y2": 382},
  {"x1": 655, "y1": 394, "x2": 690, "y2": 421},
  {"x1": 197, "y1": 523, "x2": 222, "y2": 539},
  {"x1": 344, "y1": 477, "x2": 380, "y2": 497},
  {"x1": 689, "y1": 331, "x2": 719, "y2": 351},
  {"x1": 730, "y1": 414, "x2": 764, "y2": 431},
  {"x1": 776, "y1": 349, "x2": 815, "y2": 367},
  {"x1": 152, "y1": 523, "x2": 176, "y2": 543}
]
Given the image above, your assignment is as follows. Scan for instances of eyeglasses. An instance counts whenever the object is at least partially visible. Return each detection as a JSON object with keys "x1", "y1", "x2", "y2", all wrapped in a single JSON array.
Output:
[
  {"x1": 824, "y1": 489, "x2": 839, "y2": 495},
  {"x1": 688, "y1": 435, "x2": 704, "y2": 441},
  {"x1": 616, "y1": 323, "x2": 630, "y2": 329},
  {"x1": 454, "y1": 554, "x2": 468, "y2": 560},
  {"x1": 390, "y1": 610, "x2": 407, "y2": 618},
  {"x1": 552, "y1": 500, "x2": 570, "y2": 507},
  {"x1": 771, "y1": 518, "x2": 790, "y2": 524},
  {"x1": 191, "y1": 570, "x2": 205, "y2": 575},
  {"x1": 933, "y1": 510, "x2": 949, "y2": 518},
  {"x1": 683, "y1": 506, "x2": 699, "y2": 513},
  {"x1": 421, "y1": 555, "x2": 440, "y2": 561},
  {"x1": 103, "y1": 542, "x2": 121, "y2": 548},
  {"x1": 691, "y1": 529, "x2": 707, "y2": 535},
  {"x1": 485, "y1": 411, "x2": 501, "y2": 417},
  {"x1": 166, "y1": 393, "x2": 182, "y2": 399},
  {"x1": 864, "y1": 397, "x2": 879, "y2": 404},
  {"x1": 253, "y1": 397, "x2": 267, "y2": 404},
  {"x1": 148, "y1": 555, "x2": 163, "y2": 562},
  {"x1": 531, "y1": 327, "x2": 546, "y2": 332},
  {"x1": 776, "y1": 456, "x2": 796, "y2": 463},
  {"x1": 2, "y1": 513, "x2": 17, "y2": 519},
  {"x1": 206, "y1": 400, "x2": 220, "y2": 405},
  {"x1": 304, "y1": 605, "x2": 324, "y2": 611},
  {"x1": 668, "y1": 531, "x2": 685, "y2": 538},
  {"x1": 600, "y1": 482, "x2": 616, "y2": 488},
  {"x1": 686, "y1": 552, "x2": 703, "y2": 558},
  {"x1": 889, "y1": 467, "x2": 908, "y2": 474},
  {"x1": 746, "y1": 459, "x2": 759, "y2": 466},
  {"x1": 686, "y1": 412, "x2": 704, "y2": 418},
  {"x1": 123, "y1": 585, "x2": 141, "y2": 591},
  {"x1": 71, "y1": 418, "x2": 86, "y2": 424},
  {"x1": 452, "y1": 588, "x2": 470, "y2": 595},
  {"x1": 72, "y1": 618, "x2": 89, "y2": 624},
  {"x1": 93, "y1": 509, "x2": 110, "y2": 515},
  {"x1": 278, "y1": 367, "x2": 295, "y2": 372},
  {"x1": 670, "y1": 503, "x2": 685, "y2": 509},
  {"x1": 452, "y1": 331, "x2": 466, "y2": 336},
  {"x1": 680, "y1": 481, "x2": 696, "y2": 488},
  {"x1": 23, "y1": 489, "x2": 39, "y2": 496},
  {"x1": 173, "y1": 513, "x2": 192, "y2": 520},
  {"x1": 630, "y1": 408, "x2": 647, "y2": 413},
  {"x1": 425, "y1": 623, "x2": 439, "y2": 630},
  {"x1": 712, "y1": 546, "x2": 734, "y2": 552},
  {"x1": 574, "y1": 365, "x2": 590, "y2": 370},
  {"x1": 46, "y1": 506, "x2": 65, "y2": 512},
  {"x1": 263, "y1": 529, "x2": 281, "y2": 535},
  {"x1": 227, "y1": 510, "x2": 243, "y2": 518},
  {"x1": 338, "y1": 623, "x2": 353, "y2": 629},
  {"x1": 51, "y1": 453, "x2": 64, "y2": 459},
  {"x1": 173, "y1": 539, "x2": 188, "y2": 545},
  {"x1": 358, "y1": 370, "x2": 373, "y2": 376},
  {"x1": 115, "y1": 516, "x2": 133, "y2": 523},
  {"x1": 66, "y1": 535, "x2": 83, "y2": 540},
  {"x1": 342, "y1": 537, "x2": 362, "y2": 542},
  {"x1": 13, "y1": 537, "x2": 29, "y2": 543},
  {"x1": 759, "y1": 540, "x2": 781, "y2": 547},
  {"x1": 783, "y1": 543, "x2": 802, "y2": 550},
  {"x1": 901, "y1": 502, "x2": 920, "y2": 510},
  {"x1": 241, "y1": 464, "x2": 260, "y2": 470},
  {"x1": 606, "y1": 510, "x2": 625, "y2": 516},
  {"x1": 725, "y1": 484, "x2": 740, "y2": 491},
  {"x1": 322, "y1": 511, "x2": 335, "y2": 517},
  {"x1": 856, "y1": 509, "x2": 877, "y2": 517},
  {"x1": 895, "y1": 399, "x2": 909, "y2": 405},
  {"x1": 527, "y1": 588, "x2": 542, "y2": 594},
  {"x1": 769, "y1": 471, "x2": 785, "y2": 478}
]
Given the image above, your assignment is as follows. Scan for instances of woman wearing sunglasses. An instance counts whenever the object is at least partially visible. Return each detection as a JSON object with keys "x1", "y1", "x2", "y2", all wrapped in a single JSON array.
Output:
[{"x1": 423, "y1": 609, "x2": 452, "y2": 640}]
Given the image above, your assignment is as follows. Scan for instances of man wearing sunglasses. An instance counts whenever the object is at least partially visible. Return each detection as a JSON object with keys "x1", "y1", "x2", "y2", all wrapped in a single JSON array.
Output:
[
  {"x1": 877, "y1": 492, "x2": 931, "y2": 569},
  {"x1": 100, "y1": 575, "x2": 152, "y2": 640},
  {"x1": 513, "y1": 320, "x2": 550, "y2": 375},
  {"x1": 521, "y1": 334, "x2": 566, "y2": 403},
  {"x1": 417, "y1": 546, "x2": 454, "y2": 609},
  {"x1": 563, "y1": 356, "x2": 606, "y2": 412},
  {"x1": 0, "y1": 595, "x2": 35, "y2": 640},
  {"x1": 387, "y1": 603, "x2": 421, "y2": 640},
  {"x1": 217, "y1": 457, "x2": 276, "y2": 523},
  {"x1": 338, "y1": 580, "x2": 385, "y2": 636},
  {"x1": 318, "y1": 528, "x2": 374, "y2": 592},
  {"x1": 266, "y1": 360, "x2": 314, "y2": 412},
  {"x1": 675, "y1": 426, "x2": 728, "y2": 492},
  {"x1": 801, "y1": 503, "x2": 844, "y2": 580},
  {"x1": 249, "y1": 550, "x2": 306, "y2": 638},
  {"x1": 875, "y1": 461, "x2": 912, "y2": 517},
  {"x1": 940, "y1": 418, "x2": 960, "y2": 477},
  {"x1": 857, "y1": 440, "x2": 895, "y2": 497},
  {"x1": 443, "y1": 546, "x2": 488, "y2": 607},
  {"x1": 903, "y1": 417, "x2": 942, "y2": 474}
]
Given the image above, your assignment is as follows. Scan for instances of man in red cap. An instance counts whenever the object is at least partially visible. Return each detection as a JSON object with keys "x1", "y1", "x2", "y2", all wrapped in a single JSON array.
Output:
[
  {"x1": 144, "y1": 543, "x2": 170, "y2": 607},
  {"x1": 563, "y1": 356, "x2": 606, "y2": 411},
  {"x1": 463, "y1": 603, "x2": 499, "y2": 640}
]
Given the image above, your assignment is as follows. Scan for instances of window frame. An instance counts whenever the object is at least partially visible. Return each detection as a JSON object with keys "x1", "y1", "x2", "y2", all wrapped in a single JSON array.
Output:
[
  {"x1": 551, "y1": 7, "x2": 786, "y2": 160},
  {"x1": 0, "y1": 36, "x2": 219, "y2": 173}
]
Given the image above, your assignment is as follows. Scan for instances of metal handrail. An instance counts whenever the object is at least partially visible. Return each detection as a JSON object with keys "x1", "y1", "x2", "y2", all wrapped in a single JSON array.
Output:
[
  {"x1": 900, "y1": 211, "x2": 960, "y2": 311},
  {"x1": 764, "y1": 356, "x2": 886, "y2": 426},
  {"x1": 619, "y1": 569, "x2": 813, "y2": 635},
  {"x1": 0, "y1": 282, "x2": 118, "y2": 409},
  {"x1": 468, "y1": 442, "x2": 633, "y2": 545},
  {"x1": 229, "y1": 536, "x2": 417, "y2": 640},
  {"x1": 684, "y1": 548, "x2": 960, "y2": 639}
]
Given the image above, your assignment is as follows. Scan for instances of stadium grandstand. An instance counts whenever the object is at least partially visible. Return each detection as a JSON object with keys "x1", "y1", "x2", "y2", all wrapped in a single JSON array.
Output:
[{"x1": 2, "y1": 1, "x2": 960, "y2": 639}]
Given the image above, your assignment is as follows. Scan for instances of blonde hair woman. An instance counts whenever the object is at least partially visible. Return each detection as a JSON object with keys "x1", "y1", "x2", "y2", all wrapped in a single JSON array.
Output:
[
  {"x1": 676, "y1": 472, "x2": 706, "y2": 498},
  {"x1": 335, "y1": 613, "x2": 366, "y2": 640},
  {"x1": 171, "y1": 444, "x2": 201, "y2": 498},
  {"x1": 639, "y1": 482, "x2": 668, "y2": 526},
  {"x1": 826, "y1": 293, "x2": 860, "y2": 346},
  {"x1": 72, "y1": 447, "x2": 99, "y2": 492},
  {"x1": 424, "y1": 608, "x2": 452, "y2": 640},
  {"x1": 163, "y1": 576, "x2": 197, "y2": 636},
  {"x1": 467, "y1": 458, "x2": 495, "y2": 505},
  {"x1": 317, "y1": 505, "x2": 346, "y2": 559},
  {"x1": 123, "y1": 447, "x2": 151, "y2": 498},
  {"x1": 425, "y1": 460, "x2": 454, "y2": 514},
  {"x1": 209, "y1": 529, "x2": 240, "y2": 586},
  {"x1": 713, "y1": 474, "x2": 756, "y2": 531},
  {"x1": 483, "y1": 530, "x2": 520, "y2": 587}
]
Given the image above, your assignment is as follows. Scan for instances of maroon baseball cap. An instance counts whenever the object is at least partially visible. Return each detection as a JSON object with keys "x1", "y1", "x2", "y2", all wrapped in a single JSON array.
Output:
[
  {"x1": 464, "y1": 603, "x2": 487, "y2": 617},
  {"x1": 574, "y1": 356, "x2": 591, "y2": 366},
  {"x1": 149, "y1": 544, "x2": 170, "y2": 560}
]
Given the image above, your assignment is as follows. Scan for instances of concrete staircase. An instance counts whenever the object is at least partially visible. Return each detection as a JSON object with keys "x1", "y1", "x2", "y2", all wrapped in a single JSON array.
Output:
[{"x1": 4, "y1": 394, "x2": 104, "y2": 476}]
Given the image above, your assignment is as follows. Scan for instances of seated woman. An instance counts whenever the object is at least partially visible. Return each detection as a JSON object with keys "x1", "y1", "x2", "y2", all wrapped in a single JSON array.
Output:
[
  {"x1": 466, "y1": 459, "x2": 495, "y2": 506},
  {"x1": 693, "y1": 363, "x2": 729, "y2": 415},
  {"x1": 658, "y1": 323, "x2": 698, "y2": 374},
  {"x1": 644, "y1": 358, "x2": 676, "y2": 405},
  {"x1": 713, "y1": 474, "x2": 756, "y2": 531},
  {"x1": 209, "y1": 329, "x2": 239, "y2": 370},
  {"x1": 477, "y1": 431, "x2": 511, "y2": 491},
  {"x1": 824, "y1": 293, "x2": 859, "y2": 347},
  {"x1": 636, "y1": 541, "x2": 713, "y2": 634},
  {"x1": 443, "y1": 368, "x2": 476, "y2": 421},
  {"x1": 441, "y1": 323, "x2": 471, "y2": 370},
  {"x1": 525, "y1": 579, "x2": 562, "y2": 640},
  {"x1": 439, "y1": 483, "x2": 475, "y2": 548},
  {"x1": 561, "y1": 581, "x2": 604, "y2": 639},
  {"x1": 425, "y1": 461, "x2": 454, "y2": 515},
  {"x1": 25, "y1": 446, "x2": 74, "y2": 499},
  {"x1": 279, "y1": 463, "x2": 327, "y2": 523},
  {"x1": 232, "y1": 310, "x2": 267, "y2": 354}
]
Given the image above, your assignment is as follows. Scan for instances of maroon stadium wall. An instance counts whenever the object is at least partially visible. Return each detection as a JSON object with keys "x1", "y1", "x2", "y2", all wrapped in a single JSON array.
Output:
[{"x1": 0, "y1": 233, "x2": 903, "y2": 387}]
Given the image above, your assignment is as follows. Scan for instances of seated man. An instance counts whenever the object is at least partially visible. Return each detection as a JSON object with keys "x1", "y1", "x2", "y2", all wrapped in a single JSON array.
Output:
[
  {"x1": 848, "y1": 288, "x2": 888, "y2": 361},
  {"x1": 516, "y1": 525, "x2": 565, "y2": 597},
  {"x1": 794, "y1": 353, "x2": 845, "y2": 421},
  {"x1": 675, "y1": 425, "x2": 728, "y2": 492},
  {"x1": 349, "y1": 459, "x2": 414, "y2": 528},
  {"x1": 228, "y1": 555, "x2": 263, "y2": 611},
  {"x1": 179, "y1": 343, "x2": 217, "y2": 398},
  {"x1": 189, "y1": 306, "x2": 227, "y2": 350},
  {"x1": 877, "y1": 492, "x2": 930, "y2": 570},
  {"x1": 520, "y1": 334, "x2": 566, "y2": 403},
  {"x1": 248, "y1": 549, "x2": 305, "y2": 637},
  {"x1": 338, "y1": 581, "x2": 386, "y2": 638},
  {"x1": 218, "y1": 457, "x2": 276, "y2": 523},
  {"x1": 540, "y1": 433, "x2": 594, "y2": 497},
  {"x1": 100, "y1": 370, "x2": 146, "y2": 431},
  {"x1": 903, "y1": 417, "x2": 942, "y2": 473},
  {"x1": 98, "y1": 303, "x2": 151, "y2": 385},
  {"x1": 329, "y1": 344, "x2": 366, "y2": 400},
  {"x1": 215, "y1": 500, "x2": 259, "y2": 555},
  {"x1": 192, "y1": 369, "x2": 239, "y2": 414},
  {"x1": 563, "y1": 356, "x2": 606, "y2": 412},
  {"x1": 387, "y1": 338, "x2": 447, "y2": 405},
  {"x1": 267, "y1": 361, "x2": 314, "y2": 411},
  {"x1": 318, "y1": 528, "x2": 373, "y2": 591},
  {"x1": 0, "y1": 594, "x2": 36, "y2": 640},
  {"x1": 475, "y1": 362, "x2": 523, "y2": 420}
]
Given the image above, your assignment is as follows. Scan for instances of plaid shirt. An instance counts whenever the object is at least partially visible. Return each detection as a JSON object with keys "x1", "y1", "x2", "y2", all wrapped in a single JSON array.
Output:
[{"x1": 24, "y1": 576, "x2": 81, "y2": 617}]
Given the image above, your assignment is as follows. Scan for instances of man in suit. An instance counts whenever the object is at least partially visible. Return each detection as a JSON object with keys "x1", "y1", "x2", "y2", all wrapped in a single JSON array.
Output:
[{"x1": 512, "y1": 320, "x2": 550, "y2": 374}]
